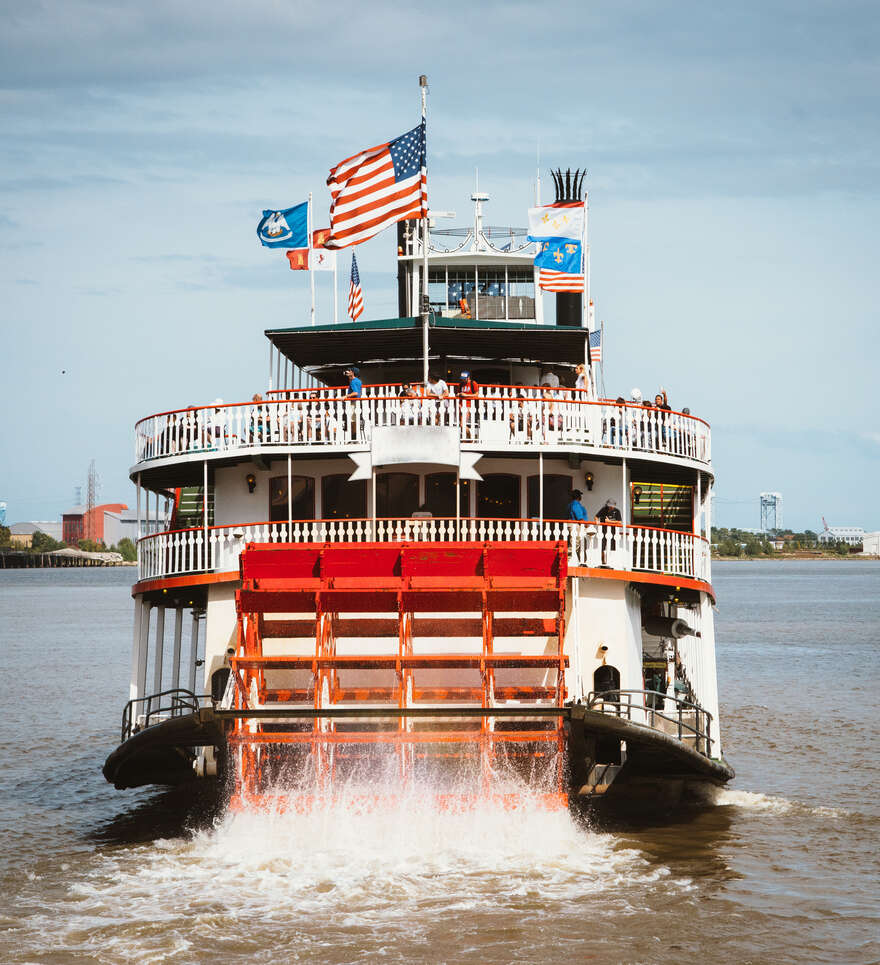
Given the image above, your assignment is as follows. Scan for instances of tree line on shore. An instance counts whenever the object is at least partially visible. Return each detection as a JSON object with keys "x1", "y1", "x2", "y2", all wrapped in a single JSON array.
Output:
[
  {"x1": 0, "y1": 526, "x2": 137, "y2": 562},
  {"x1": 711, "y1": 527, "x2": 858, "y2": 558}
]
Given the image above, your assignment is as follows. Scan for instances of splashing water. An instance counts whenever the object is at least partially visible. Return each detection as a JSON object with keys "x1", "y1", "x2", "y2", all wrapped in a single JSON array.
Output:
[{"x1": 6, "y1": 776, "x2": 691, "y2": 965}]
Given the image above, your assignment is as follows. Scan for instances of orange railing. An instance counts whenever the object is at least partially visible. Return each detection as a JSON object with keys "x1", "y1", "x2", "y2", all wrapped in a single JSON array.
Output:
[{"x1": 137, "y1": 516, "x2": 710, "y2": 584}]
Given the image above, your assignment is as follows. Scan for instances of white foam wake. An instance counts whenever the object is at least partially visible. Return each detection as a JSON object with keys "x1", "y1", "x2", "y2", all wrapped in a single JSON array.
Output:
[{"x1": 712, "y1": 787, "x2": 848, "y2": 818}]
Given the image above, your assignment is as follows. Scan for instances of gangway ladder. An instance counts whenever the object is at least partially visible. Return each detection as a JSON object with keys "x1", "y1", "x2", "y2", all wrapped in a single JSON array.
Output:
[{"x1": 227, "y1": 540, "x2": 569, "y2": 810}]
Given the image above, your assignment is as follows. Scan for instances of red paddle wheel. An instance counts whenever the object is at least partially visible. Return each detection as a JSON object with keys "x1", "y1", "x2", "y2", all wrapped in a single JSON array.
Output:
[{"x1": 227, "y1": 540, "x2": 570, "y2": 811}]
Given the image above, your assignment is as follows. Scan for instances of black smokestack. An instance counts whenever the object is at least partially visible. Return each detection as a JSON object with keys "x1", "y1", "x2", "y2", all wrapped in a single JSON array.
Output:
[{"x1": 550, "y1": 168, "x2": 586, "y2": 327}]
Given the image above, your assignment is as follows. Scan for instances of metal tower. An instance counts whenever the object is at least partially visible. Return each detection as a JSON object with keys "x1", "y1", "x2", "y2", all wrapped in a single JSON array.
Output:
[
  {"x1": 85, "y1": 460, "x2": 99, "y2": 542},
  {"x1": 759, "y1": 492, "x2": 783, "y2": 532}
]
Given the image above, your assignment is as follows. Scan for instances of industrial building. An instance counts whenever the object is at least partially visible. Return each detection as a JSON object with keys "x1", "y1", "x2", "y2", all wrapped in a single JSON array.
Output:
[
  {"x1": 818, "y1": 525, "x2": 865, "y2": 546},
  {"x1": 62, "y1": 504, "x2": 128, "y2": 545},
  {"x1": 7, "y1": 522, "x2": 63, "y2": 548}
]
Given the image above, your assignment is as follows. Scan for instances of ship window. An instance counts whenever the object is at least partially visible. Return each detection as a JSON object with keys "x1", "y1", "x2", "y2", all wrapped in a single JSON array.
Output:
[
  {"x1": 377, "y1": 472, "x2": 419, "y2": 518},
  {"x1": 478, "y1": 269, "x2": 506, "y2": 319},
  {"x1": 428, "y1": 268, "x2": 448, "y2": 315},
  {"x1": 507, "y1": 268, "x2": 535, "y2": 320},
  {"x1": 447, "y1": 268, "x2": 475, "y2": 317},
  {"x1": 425, "y1": 473, "x2": 472, "y2": 517},
  {"x1": 321, "y1": 474, "x2": 367, "y2": 520},
  {"x1": 478, "y1": 474, "x2": 521, "y2": 518},
  {"x1": 269, "y1": 476, "x2": 315, "y2": 521},
  {"x1": 630, "y1": 482, "x2": 693, "y2": 532},
  {"x1": 527, "y1": 475, "x2": 574, "y2": 520}
]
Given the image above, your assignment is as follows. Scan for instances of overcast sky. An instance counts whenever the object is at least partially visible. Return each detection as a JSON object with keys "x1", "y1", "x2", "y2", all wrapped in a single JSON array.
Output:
[{"x1": 1, "y1": 0, "x2": 877, "y2": 532}]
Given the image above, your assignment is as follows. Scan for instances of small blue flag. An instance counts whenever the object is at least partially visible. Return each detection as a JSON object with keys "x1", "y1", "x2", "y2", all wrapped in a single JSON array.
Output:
[
  {"x1": 257, "y1": 201, "x2": 309, "y2": 248},
  {"x1": 534, "y1": 237, "x2": 582, "y2": 273}
]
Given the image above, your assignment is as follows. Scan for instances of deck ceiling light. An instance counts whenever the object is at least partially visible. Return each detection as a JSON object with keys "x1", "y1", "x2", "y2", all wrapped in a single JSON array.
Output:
[
  {"x1": 584, "y1": 471, "x2": 594, "y2": 491},
  {"x1": 246, "y1": 473, "x2": 257, "y2": 494},
  {"x1": 633, "y1": 485, "x2": 643, "y2": 505}
]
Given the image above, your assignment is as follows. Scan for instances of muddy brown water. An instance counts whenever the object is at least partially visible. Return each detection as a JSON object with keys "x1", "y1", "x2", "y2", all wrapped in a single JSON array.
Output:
[{"x1": 0, "y1": 561, "x2": 877, "y2": 964}]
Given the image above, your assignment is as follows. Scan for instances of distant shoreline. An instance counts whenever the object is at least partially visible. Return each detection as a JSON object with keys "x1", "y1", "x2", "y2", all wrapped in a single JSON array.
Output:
[{"x1": 713, "y1": 554, "x2": 878, "y2": 562}]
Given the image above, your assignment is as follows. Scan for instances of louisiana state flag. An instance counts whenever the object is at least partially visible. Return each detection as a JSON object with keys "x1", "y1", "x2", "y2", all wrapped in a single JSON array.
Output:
[{"x1": 257, "y1": 201, "x2": 309, "y2": 248}]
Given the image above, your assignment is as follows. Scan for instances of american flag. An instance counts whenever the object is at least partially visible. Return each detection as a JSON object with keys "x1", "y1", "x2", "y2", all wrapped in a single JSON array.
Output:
[
  {"x1": 589, "y1": 328, "x2": 602, "y2": 363},
  {"x1": 538, "y1": 268, "x2": 585, "y2": 293},
  {"x1": 326, "y1": 121, "x2": 427, "y2": 250},
  {"x1": 347, "y1": 253, "x2": 364, "y2": 321}
]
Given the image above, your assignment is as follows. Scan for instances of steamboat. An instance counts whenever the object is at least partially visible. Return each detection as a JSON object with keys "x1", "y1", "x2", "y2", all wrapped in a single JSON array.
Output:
[{"x1": 103, "y1": 172, "x2": 733, "y2": 814}]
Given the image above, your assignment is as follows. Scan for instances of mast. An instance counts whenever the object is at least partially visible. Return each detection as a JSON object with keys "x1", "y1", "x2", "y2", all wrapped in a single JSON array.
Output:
[
  {"x1": 308, "y1": 192, "x2": 316, "y2": 326},
  {"x1": 420, "y1": 75, "x2": 429, "y2": 385}
]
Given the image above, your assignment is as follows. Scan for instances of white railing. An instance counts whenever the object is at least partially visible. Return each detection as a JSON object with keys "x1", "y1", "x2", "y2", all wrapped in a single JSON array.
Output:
[
  {"x1": 134, "y1": 386, "x2": 711, "y2": 467},
  {"x1": 137, "y1": 518, "x2": 711, "y2": 584}
]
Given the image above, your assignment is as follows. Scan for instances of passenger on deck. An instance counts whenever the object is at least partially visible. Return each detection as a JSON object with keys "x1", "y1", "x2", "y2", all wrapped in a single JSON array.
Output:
[
  {"x1": 654, "y1": 390, "x2": 671, "y2": 449},
  {"x1": 344, "y1": 367, "x2": 362, "y2": 399},
  {"x1": 210, "y1": 399, "x2": 226, "y2": 450},
  {"x1": 541, "y1": 370, "x2": 560, "y2": 388},
  {"x1": 575, "y1": 363, "x2": 587, "y2": 391},
  {"x1": 508, "y1": 390, "x2": 534, "y2": 442},
  {"x1": 595, "y1": 497, "x2": 622, "y2": 566},
  {"x1": 426, "y1": 372, "x2": 451, "y2": 425},
  {"x1": 396, "y1": 381, "x2": 419, "y2": 425},
  {"x1": 459, "y1": 371, "x2": 479, "y2": 439},
  {"x1": 344, "y1": 367, "x2": 363, "y2": 440},
  {"x1": 541, "y1": 384, "x2": 559, "y2": 437},
  {"x1": 606, "y1": 396, "x2": 627, "y2": 447},
  {"x1": 250, "y1": 393, "x2": 265, "y2": 444},
  {"x1": 567, "y1": 489, "x2": 588, "y2": 521}
]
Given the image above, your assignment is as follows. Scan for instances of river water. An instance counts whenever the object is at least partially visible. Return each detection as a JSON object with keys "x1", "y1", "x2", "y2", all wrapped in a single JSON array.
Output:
[{"x1": 0, "y1": 561, "x2": 877, "y2": 964}]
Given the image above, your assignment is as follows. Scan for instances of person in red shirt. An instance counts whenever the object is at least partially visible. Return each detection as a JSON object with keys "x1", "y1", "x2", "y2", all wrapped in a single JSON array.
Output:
[{"x1": 459, "y1": 371, "x2": 479, "y2": 440}]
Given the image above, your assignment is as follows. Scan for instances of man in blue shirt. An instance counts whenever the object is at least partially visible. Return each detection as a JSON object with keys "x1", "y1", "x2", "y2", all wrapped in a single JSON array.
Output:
[
  {"x1": 568, "y1": 489, "x2": 588, "y2": 521},
  {"x1": 344, "y1": 367, "x2": 362, "y2": 399}
]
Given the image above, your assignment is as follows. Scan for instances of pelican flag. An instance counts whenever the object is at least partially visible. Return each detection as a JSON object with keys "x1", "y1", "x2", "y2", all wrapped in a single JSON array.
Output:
[
  {"x1": 527, "y1": 202, "x2": 585, "y2": 243},
  {"x1": 534, "y1": 238, "x2": 584, "y2": 292},
  {"x1": 257, "y1": 201, "x2": 309, "y2": 248}
]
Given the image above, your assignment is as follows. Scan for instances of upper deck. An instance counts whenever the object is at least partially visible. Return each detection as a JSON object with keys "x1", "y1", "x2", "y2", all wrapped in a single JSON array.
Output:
[{"x1": 131, "y1": 383, "x2": 711, "y2": 482}]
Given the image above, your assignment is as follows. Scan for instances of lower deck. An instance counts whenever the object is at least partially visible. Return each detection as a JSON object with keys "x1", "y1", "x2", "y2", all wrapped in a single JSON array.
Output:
[{"x1": 111, "y1": 537, "x2": 726, "y2": 809}]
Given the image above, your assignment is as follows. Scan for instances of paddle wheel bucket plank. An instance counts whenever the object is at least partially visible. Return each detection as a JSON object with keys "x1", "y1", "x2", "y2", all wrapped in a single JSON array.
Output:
[{"x1": 229, "y1": 540, "x2": 570, "y2": 807}]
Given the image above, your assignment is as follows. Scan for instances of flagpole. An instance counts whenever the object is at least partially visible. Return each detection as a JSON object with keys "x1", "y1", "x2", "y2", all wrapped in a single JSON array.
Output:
[
  {"x1": 600, "y1": 317, "x2": 606, "y2": 397},
  {"x1": 583, "y1": 187, "x2": 594, "y2": 398},
  {"x1": 333, "y1": 257, "x2": 339, "y2": 323},
  {"x1": 308, "y1": 192, "x2": 316, "y2": 326},
  {"x1": 420, "y1": 74, "x2": 429, "y2": 385}
]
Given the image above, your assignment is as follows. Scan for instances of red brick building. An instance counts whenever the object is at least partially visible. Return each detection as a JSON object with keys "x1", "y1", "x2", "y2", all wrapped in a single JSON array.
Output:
[{"x1": 62, "y1": 503, "x2": 128, "y2": 545}]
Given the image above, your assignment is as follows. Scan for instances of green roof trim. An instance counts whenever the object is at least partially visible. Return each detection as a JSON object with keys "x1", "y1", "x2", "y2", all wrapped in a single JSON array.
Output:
[{"x1": 265, "y1": 316, "x2": 578, "y2": 338}]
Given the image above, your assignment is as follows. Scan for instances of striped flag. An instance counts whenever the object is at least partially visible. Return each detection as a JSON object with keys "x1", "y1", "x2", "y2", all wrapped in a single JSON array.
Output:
[
  {"x1": 589, "y1": 328, "x2": 602, "y2": 363},
  {"x1": 538, "y1": 267, "x2": 585, "y2": 292},
  {"x1": 535, "y1": 238, "x2": 584, "y2": 293},
  {"x1": 347, "y1": 253, "x2": 364, "y2": 321},
  {"x1": 326, "y1": 121, "x2": 427, "y2": 250}
]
